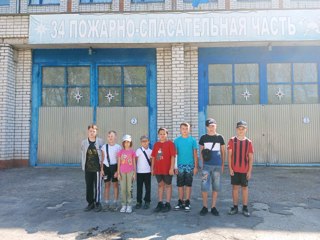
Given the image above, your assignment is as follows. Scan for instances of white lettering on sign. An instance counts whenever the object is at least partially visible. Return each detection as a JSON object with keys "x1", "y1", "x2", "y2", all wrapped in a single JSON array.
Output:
[{"x1": 29, "y1": 10, "x2": 319, "y2": 44}]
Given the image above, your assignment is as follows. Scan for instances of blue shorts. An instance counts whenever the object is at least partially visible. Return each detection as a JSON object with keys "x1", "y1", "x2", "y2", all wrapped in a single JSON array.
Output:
[{"x1": 201, "y1": 165, "x2": 221, "y2": 192}]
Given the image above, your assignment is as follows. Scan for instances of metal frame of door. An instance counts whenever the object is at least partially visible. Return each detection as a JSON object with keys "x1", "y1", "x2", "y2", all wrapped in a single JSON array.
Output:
[
  {"x1": 199, "y1": 46, "x2": 320, "y2": 165},
  {"x1": 30, "y1": 48, "x2": 157, "y2": 166}
]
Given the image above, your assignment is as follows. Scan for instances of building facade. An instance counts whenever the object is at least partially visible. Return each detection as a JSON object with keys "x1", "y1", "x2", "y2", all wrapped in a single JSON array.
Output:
[{"x1": 0, "y1": 0, "x2": 320, "y2": 168}]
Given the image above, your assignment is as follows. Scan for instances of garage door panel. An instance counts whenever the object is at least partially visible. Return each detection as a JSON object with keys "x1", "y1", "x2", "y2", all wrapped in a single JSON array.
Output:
[{"x1": 38, "y1": 107, "x2": 93, "y2": 165}]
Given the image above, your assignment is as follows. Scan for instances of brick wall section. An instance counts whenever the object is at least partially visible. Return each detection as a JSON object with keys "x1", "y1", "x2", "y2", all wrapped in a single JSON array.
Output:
[
  {"x1": 184, "y1": 46, "x2": 198, "y2": 139},
  {"x1": 171, "y1": 44, "x2": 185, "y2": 138},
  {"x1": 157, "y1": 45, "x2": 199, "y2": 140},
  {"x1": 0, "y1": 44, "x2": 15, "y2": 161},
  {"x1": 156, "y1": 47, "x2": 173, "y2": 139},
  {"x1": 14, "y1": 49, "x2": 31, "y2": 161},
  {"x1": 0, "y1": 15, "x2": 28, "y2": 39}
]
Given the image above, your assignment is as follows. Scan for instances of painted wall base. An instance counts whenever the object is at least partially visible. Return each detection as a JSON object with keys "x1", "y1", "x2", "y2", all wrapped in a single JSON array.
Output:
[{"x1": 0, "y1": 159, "x2": 29, "y2": 169}]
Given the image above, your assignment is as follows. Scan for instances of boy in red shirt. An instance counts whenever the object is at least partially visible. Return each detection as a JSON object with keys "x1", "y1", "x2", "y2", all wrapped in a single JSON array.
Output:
[
  {"x1": 151, "y1": 127, "x2": 176, "y2": 213},
  {"x1": 227, "y1": 121, "x2": 254, "y2": 217}
]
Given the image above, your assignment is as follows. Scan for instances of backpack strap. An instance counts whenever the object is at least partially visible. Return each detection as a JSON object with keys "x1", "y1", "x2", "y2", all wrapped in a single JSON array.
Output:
[{"x1": 141, "y1": 147, "x2": 151, "y2": 167}]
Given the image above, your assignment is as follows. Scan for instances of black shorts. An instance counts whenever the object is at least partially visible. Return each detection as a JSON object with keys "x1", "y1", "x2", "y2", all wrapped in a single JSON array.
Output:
[
  {"x1": 103, "y1": 164, "x2": 118, "y2": 183},
  {"x1": 177, "y1": 171, "x2": 193, "y2": 187},
  {"x1": 155, "y1": 175, "x2": 173, "y2": 185},
  {"x1": 231, "y1": 172, "x2": 248, "y2": 187}
]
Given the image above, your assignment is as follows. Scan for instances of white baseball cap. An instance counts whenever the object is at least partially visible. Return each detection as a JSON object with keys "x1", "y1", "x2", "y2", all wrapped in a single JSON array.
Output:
[{"x1": 122, "y1": 134, "x2": 132, "y2": 142}]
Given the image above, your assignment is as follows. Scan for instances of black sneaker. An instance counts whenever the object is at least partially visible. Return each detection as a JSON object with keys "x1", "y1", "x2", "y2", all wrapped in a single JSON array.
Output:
[
  {"x1": 154, "y1": 202, "x2": 163, "y2": 213},
  {"x1": 143, "y1": 202, "x2": 150, "y2": 209},
  {"x1": 184, "y1": 200, "x2": 191, "y2": 212},
  {"x1": 228, "y1": 207, "x2": 238, "y2": 215},
  {"x1": 242, "y1": 207, "x2": 250, "y2": 217},
  {"x1": 94, "y1": 203, "x2": 102, "y2": 212},
  {"x1": 211, "y1": 207, "x2": 220, "y2": 216},
  {"x1": 162, "y1": 202, "x2": 171, "y2": 212},
  {"x1": 174, "y1": 199, "x2": 184, "y2": 211},
  {"x1": 135, "y1": 202, "x2": 142, "y2": 209},
  {"x1": 84, "y1": 203, "x2": 95, "y2": 212},
  {"x1": 199, "y1": 206, "x2": 208, "y2": 216}
]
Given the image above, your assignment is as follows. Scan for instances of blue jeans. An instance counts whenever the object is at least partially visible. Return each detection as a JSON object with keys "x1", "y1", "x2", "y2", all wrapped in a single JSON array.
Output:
[{"x1": 201, "y1": 165, "x2": 221, "y2": 192}]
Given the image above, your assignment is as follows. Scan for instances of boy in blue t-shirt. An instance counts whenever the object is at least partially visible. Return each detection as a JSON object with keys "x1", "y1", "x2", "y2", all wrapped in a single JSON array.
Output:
[{"x1": 174, "y1": 122, "x2": 198, "y2": 212}]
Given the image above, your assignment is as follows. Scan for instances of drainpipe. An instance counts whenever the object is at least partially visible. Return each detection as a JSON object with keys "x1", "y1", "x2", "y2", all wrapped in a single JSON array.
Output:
[{"x1": 16, "y1": 0, "x2": 21, "y2": 13}]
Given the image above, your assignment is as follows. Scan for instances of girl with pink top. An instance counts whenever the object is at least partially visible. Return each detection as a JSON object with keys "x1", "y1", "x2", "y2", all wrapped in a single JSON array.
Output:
[{"x1": 117, "y1": 134, "x2": 136, "y2": 213}]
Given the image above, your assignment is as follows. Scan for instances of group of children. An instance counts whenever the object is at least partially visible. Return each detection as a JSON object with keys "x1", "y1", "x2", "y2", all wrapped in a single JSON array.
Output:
[{"x1": 81, "y1": 119, "x2": 254, "y2": 217}]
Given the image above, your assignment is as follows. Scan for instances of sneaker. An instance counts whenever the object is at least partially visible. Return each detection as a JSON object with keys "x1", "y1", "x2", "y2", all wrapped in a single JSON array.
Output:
[
  {"x1": 103, "y1": 204, "x2": 110, "y2": 212},
  {"x1": 211, "y1": 207, "x2": 220, "y2": 216},
  {"x1": 143, "y1": 202, "x2": 150, "y2": 209},
  {"x1": 154, "y1": 202, "x2": 163, "y2": 213},
  {"x1": 242, "y1": 207, "x2": 250, "y2": 217},
  {"x1": 120, "y1": 205, "x2": 127, "y2": 213},
  {"x1": 199, "y1": 206, "x2": 208, "y2": 216},
  {"x1": 162, "y1": 202, "x2": 171, "y2": 213},
  {"x1": 84, "y1": 203, "x2": 95, "y2": 212},
  {"x1": 112, "y1": 202, "x2": 120, "y2": 211},
  {"x1": 126, "y1": 205, "x2": 133, "y2": 213},
  {"x1": 94, "y1": 203, "x2": 102, "y2": 212},
  {"x1": 174, "y1": 199, "x2": 184, "y2": 211},
  {"x1": 184, "y1": 200, "x2": 191, "y2": 212},
  {"x1": 228, "y1": 207, "x2": 238, "y2": 215},
  {"x1": 135, "y1": 202, "x2": 142, "y2": 209}
]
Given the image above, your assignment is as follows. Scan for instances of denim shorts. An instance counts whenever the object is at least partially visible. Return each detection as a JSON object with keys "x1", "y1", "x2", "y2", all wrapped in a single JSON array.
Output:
[
  {"x1": 176, "y1": 171, "x2": 193, "y2": 187},
  {"x1": 201, "y1": 165, "x2": 221, "y2": 192}
]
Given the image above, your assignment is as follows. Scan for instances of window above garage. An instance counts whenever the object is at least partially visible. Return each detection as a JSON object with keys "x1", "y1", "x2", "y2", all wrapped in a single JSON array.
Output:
[
  {"x1": 80, "y1": 0, "x2": 112, "y2": 3},
  {"x1": 29, "y1": 0, "x2": 60, "y2": 5},
  {"x1": 0, "y1": 0, "x2": 9, "y2": 5}
]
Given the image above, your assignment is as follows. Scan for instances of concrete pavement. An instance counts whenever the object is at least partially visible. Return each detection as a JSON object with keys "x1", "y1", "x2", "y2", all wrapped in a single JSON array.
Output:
[{"x1": 0, "y1": 167, "x2": 319, "y2": 240}]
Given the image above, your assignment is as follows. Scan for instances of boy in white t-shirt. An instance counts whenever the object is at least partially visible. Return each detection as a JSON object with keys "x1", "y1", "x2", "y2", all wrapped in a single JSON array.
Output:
[
  {"x1": 101, "y1": 130, "x2": 122, "y2": 211},
  {"x1": 135, "y1": 135, "x2": 152, "y2": 209}
]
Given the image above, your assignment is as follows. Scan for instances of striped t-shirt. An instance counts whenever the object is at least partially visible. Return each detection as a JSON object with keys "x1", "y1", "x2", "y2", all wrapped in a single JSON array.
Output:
[{"x1": 227, "y1": 137, "x2": 254, "y2": 173}]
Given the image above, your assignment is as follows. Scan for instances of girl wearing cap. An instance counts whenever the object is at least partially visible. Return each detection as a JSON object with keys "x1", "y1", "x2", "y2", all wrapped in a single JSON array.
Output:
[{"x1": 117, "y1": 134, "x2": 136, "y2": 213}]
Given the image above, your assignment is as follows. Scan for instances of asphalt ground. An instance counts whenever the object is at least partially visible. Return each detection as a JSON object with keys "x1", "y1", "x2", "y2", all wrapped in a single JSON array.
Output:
[{"x1": 0, "y1": 167, "x2": 319, "y2": 240}]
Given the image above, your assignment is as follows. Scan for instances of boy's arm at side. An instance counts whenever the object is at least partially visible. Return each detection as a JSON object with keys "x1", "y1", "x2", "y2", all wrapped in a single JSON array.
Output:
[
  {"x1": 193, "y1": 149, "x2": 198, "y2": 175},
  {"x1": 101, "y1": 151, "x2": 105, "y2": 175},
  {"x1": 132, "y1": 155, "x2": 137, "y2": 180},
  {"x1": 228, "y1": 149, "x2": 234, "y2": 176},
  {"x1": 117, "y1": 157, "x2": 121, "y2": 180},
  {"x1": 151, "y1": 157, "x2": 154, "y2": 176},
  {"x1": 247, "y1": 153, "x2": 254, "y2": 180},
  {"x1": 169, "y1": 156, "x2": 175, "y2": 176},
  {"x1": 220, "y1": 144, "x2": 226, "y2": 173},
  {"x1": 199, "y1": 145, "x2": 204, "y2": 169}
]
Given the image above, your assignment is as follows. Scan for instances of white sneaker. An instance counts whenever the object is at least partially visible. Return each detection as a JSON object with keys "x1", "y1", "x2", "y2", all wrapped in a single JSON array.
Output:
[
  {"x1": 120, "y1": 205, "x2": 126, "y2": 213},
  {"x1": 126, "y1": 205, "x2": 132, "y2": 213}
]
